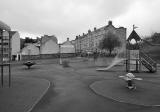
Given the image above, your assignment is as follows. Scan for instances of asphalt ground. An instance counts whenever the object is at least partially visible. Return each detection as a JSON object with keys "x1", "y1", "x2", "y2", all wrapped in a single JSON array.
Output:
[{"x1": 2, "y1": 57, "x2": 160, "y2": 112}]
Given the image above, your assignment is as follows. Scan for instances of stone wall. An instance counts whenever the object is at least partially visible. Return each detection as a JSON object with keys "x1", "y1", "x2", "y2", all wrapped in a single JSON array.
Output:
[{"x1": 21, "y1": 53, "x2": 76, "y2": 60}]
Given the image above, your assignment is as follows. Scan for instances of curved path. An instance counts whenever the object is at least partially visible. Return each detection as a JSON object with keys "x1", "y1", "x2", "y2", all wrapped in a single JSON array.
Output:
[
  {"x1": 12, "y1": 61, "x2": 160, "y2": 112},
  {"x1": 90, "y1": 79, "x2": 160, "y2": 106}
]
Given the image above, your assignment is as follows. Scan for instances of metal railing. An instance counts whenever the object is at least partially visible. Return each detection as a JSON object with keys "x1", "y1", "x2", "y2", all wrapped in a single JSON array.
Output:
[{"x1": 140, "y1": 51, "x2": 157, "y2": 72}]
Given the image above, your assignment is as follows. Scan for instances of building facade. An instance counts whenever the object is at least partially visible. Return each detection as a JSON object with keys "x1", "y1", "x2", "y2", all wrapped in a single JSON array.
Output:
[
  {"x1": 75, "y1": 21, "x2": 126, "y2": 53},
  {"x1": 21, "y1": 43, "x2": 40, "y2": 55},
  {"x1": 40, "y1": 35, "x2": 59, "y2": 54},
  {"x1": 2, "y1": 31, "x2": 20, "y2": 60},
  {"x1": 60, "y1": 38, "x2": 75, "y2": 53}
]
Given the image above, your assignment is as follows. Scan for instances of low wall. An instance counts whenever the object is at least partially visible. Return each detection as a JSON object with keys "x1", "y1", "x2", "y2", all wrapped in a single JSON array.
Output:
[
  {"x1": 21, "y1": 53, "x2": 76, "y2": 60},
  {"x1": 21, "y1": 55, "x2": 40, "y2": 60},
  {"x1": 60, "y1": 53, "x2": 76, "y2": 58}
]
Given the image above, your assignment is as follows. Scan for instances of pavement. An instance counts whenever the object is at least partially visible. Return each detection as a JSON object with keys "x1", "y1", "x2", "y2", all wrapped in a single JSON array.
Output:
[
  {"x1": 1, "y1": 57, "x2": 160, "y2": 112},
  {"x1": 0, "y1": 76, "x2": 50, "y2": 112},
  {"x1": 90, "y1": 78, "x2": 160, "y2": 106}
]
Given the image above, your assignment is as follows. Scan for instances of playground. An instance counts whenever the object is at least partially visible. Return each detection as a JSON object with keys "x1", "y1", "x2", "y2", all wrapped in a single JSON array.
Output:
[
  {"x1": 0, "y1": 56, "x2": 159, "y2": 112},
  {"x1": 0, "y1": 21, "x2": 160, "y2": 112}
]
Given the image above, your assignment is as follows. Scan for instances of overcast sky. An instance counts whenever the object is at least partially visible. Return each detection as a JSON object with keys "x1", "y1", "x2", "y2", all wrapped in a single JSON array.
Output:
[{"x1": 0, "y1": 0, "x2": 160, "y2": 43}]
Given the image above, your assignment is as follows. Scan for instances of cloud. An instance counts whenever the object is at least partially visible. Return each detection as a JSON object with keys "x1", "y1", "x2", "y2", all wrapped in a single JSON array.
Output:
[
  {"x1": 0, "y1": 0, "x2": 159, "y2": 42},
  {"x1": 113, "y1": 0, "x2": 160, "y2": 37}
]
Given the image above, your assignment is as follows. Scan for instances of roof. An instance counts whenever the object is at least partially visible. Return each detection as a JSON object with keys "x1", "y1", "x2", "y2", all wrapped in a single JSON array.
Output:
[
  {"x1": 127, "y1": 30, "x2": 141, "y2": 41},
  {"x1": 0, "y1": 20, "x2": 11, "y2": 31},
  {"x1": 22, "y1": 43, "x2": 39, "y2": 49},
  {"x1": 41, "y1": 35, "x2": 58, "y2": 44},
  {"x1": 10, "y1": 31, "x2": 17, "y2": 37},
  {"x1": 61, "y1": 40, "x2": 73, "y2": 46},
  {"x1": 75, "y1": 21, "x2": 126, "y2": 40}
]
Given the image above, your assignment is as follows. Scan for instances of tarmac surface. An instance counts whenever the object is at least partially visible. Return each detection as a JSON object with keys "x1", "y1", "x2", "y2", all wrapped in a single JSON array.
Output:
[
  {"x1": 0, "y1": 76, "x2": 50, "y2": 112},
  {"x1": 2, "y1": 58, "x2": 160, "y2": 112},
  {"x1": 91, "y1": 79, "x2": 160, "y2": 106}
]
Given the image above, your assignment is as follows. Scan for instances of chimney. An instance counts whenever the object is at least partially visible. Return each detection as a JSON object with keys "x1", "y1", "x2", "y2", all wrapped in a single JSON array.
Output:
[
  {"x1": 67, "y1": 38, "x2": 69, "y2": 41},
  {"x1": 88, "y1": 30, "x2": 91, "y2": 33},
  {"x1": 108, "y1": 20, "x2": 112, "y2": 25}
]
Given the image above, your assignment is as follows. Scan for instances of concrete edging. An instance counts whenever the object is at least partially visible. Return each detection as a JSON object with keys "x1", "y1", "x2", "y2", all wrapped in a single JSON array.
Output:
[
  {"x1": 90, "y1": 81, "x2": 160, "y2": 107},
  {"x1": 26, "y1": 78, "x2": 51, "y2": 112}
]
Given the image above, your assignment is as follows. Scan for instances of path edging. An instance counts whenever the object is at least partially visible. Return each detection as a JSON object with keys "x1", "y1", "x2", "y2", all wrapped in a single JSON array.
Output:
[
  {"x1": 90, "y1": 80, "x2": 160, "y2": 107},
  {"x1": 26, "y1": 78, "x2": 51, "y2": 112}
]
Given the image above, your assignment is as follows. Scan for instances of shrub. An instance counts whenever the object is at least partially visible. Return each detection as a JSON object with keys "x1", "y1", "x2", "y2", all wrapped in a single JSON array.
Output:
[{"x1": 62, "y1": 60, "x2": 70, "y2": 67}]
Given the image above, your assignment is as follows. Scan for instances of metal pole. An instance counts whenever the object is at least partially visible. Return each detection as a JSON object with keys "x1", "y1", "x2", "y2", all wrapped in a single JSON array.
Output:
[
  {"x1": 0, "y1": 29, "x2": 4, "y2": 87},
  {"x1": 59, "y1": 44, "x2": 62, "y2": 64},
  {"x1": 9, "y1": 31, "x2": 11, "y2": 87}
]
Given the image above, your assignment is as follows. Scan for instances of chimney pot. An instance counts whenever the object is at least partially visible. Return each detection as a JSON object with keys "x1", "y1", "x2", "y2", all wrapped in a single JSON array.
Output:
[{"x1": 108, "y1": 21, "x2": 112, "y2": 25}]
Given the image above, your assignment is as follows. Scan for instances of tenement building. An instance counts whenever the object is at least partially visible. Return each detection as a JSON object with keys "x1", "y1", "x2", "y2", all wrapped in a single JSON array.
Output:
[{"x1": 75, "y1": 21, "x2": 127, "y2": 53}]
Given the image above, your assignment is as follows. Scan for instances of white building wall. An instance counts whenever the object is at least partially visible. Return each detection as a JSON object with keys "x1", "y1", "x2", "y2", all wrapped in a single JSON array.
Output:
[
  {"x1": 21, "y1": 44, "x2": 39, "y2": 55},
  {"x1": 40, "y1": 39, "x2": 59, "y2": 54},
  {"x1": 61, "y1": 45, "x2": 75, "y2": 53},
  {"x1": 11, "y1": 32, "x2": 20, "y2": 55},
  {"x1": 2, "y1": 31, "x2": 20, "y2": 56}
]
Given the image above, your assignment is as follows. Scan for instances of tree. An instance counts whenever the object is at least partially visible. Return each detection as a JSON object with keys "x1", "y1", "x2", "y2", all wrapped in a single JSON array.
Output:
[
  {"x1": 99, "y1": 32, "x2": 121, "y2": 55},
  {"x1": 24, "y1": 37, "x2": 36, "y2": 43},
  {"x1": 151, "y1": 33, "x2": 160, "y2": 44}
]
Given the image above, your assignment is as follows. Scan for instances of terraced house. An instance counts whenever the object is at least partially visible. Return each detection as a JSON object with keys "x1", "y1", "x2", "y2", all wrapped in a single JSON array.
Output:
[{"x1": 75, "y1": 21, "x2": 127, "y2": 53}]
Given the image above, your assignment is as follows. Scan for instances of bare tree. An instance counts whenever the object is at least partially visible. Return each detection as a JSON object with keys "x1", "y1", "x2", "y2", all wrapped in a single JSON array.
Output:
[{"x1": 99, "y1": 32, "x2": 121, "y2": 55}]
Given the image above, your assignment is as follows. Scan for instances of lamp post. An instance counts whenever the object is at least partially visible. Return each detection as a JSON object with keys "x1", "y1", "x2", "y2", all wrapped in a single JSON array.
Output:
[
  {"x1": 0, "y1": 29, "x2": 4, "y2": 87},
  {"x1": 59, "y1": 44, "x2": 62, "y2": 64},
  {"x1": 28, "y1": 49, "x2": 31, "y2": 60}
]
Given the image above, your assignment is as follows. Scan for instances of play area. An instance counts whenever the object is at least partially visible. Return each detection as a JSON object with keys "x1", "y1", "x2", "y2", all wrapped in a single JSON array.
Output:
[
  {"x1": 0, "y1": 22, "x2": 159, "y2": 111},
  {"x1": 92, "y1": 28, "x2": 160, "y2": 106},
  {"x1": 90, "y1": 76, "x2": 160, "y2": 106},
  {"x1": 97, "y1": 28, "x2": 157, "y2": 73}
]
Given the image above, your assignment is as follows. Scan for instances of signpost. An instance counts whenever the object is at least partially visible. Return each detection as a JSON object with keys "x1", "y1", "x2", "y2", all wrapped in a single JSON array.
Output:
[{"x1": 59, "y1": 44, "x2": 62, "y2": 64}]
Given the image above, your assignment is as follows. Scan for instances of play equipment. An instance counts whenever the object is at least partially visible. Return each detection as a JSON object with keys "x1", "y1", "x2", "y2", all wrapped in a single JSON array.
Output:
[
  {"x1": 23, "y1": 61, "x2": 36, "y2": 69},
  {"x1": 0, "y1": 20, "x2": 11, "y2": 87},
  {"x1": 119, "y1": 73, "x2": 142, "y2": 89},
  {"x1": 96, "y1": 25, "x2": 157, "y2": 73},
  {"x1": 126, "y1": 29, "x2": 157, "y2": 73}
]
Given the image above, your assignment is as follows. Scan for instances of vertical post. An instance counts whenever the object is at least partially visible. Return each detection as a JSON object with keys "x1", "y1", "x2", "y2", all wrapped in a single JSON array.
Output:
[
  {"x1": 139, "y1": 51, "x2": 141, "y2": 72},
  {"x1": 28, "y1": 49, "x2": 31, "y2": 61},
  {"x1": 59, "y1": 44, "x2": 62, "y2": 64},
  {"x1": 0, "y1": 29, "x2": 4, "y2": 87},
  {"x1": 9, "y1": 31, "x2": 11, "y2": 87},
  {"x1": 126, "y1": 49, "x2": 130, "y2": 72},
  {"x1": 128, "y1": 50, "x2": 130, "y2": 72},
  {"x1": 126, "y1": 47, "x2": 128, "y2": 72},
  {"x1": 136, "y1": 60, "x2": 138, "y2": 72}
]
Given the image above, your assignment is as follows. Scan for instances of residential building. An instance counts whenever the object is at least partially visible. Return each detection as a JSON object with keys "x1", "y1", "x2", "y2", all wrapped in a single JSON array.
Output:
[
  {"x1": 21, "y1": 43, "x2": 40, "y2": 55},
  {"x1": 2, "y1": 31, "x2": 20, "y2": 60},
  {"x1": 75, "y1": 21, "x2": 126, "y2": 53},
  {"x1": 10, "y1": 31, "x2": 21, "y2": 60},
  {"x1": 60, "y1": 38, "x2": 75, "y2": 53},
  {"x1": 40, "y1": 35, "x2": 59, "y2": 54}
]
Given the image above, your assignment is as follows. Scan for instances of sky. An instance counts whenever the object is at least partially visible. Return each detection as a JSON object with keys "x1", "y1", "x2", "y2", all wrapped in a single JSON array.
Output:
[{"x1": 0, "y1": 0, "x2": 160, "y2": 43}]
